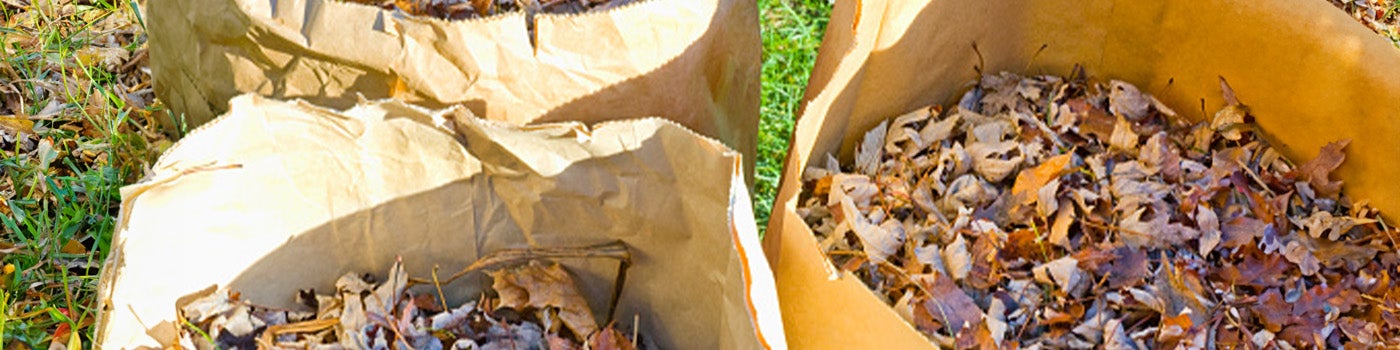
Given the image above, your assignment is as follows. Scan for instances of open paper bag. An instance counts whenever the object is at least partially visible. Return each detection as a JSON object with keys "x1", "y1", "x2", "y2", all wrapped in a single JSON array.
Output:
[
  {"x1": 763, "y1": 0, "x2": 1400, "y2": 347},
  {"x1": 96, "y1": 94, "x2": 784, "y2": 349},
  {"x1": 147, "y1": 0, "x2": 760, "y2": 181}
]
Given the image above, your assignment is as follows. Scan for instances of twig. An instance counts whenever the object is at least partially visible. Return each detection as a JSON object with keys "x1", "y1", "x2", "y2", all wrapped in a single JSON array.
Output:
[
  {"x1": 432, "y1": 264, "x2": 449, "y2": 312},
  {"x1": 410, "y1": 241, "x2": 633, "y2": 323},
  {"x1": 257, "y1": 318, "x2": 339, "y2": 347},
  {"x1": 421, "y1": 241, "x2": 630, "y2": 287}
]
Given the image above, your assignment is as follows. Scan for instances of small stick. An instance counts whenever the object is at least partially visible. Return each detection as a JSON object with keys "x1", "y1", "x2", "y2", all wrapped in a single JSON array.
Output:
[
  {"x1": 432, "y1": 264, "x2": 449, "y2": 312},
  {"x1": 423, "y1": 241, "x2": 631, "y2": 286},
  {"x1": 258, "y1": 318, "x2": 339, "y2": 347}
]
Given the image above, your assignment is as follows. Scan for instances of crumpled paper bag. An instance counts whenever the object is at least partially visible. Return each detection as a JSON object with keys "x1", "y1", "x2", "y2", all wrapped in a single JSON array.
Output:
[
  {"x1": 96, "y1": 94, "x2": 784, "y2": 349},
  {"x1": 148, "y1": 0, "x2": 761, "y2": 182},
  {"x1": 764, "y1": 0, "x2": 1400, "y2": 347}
]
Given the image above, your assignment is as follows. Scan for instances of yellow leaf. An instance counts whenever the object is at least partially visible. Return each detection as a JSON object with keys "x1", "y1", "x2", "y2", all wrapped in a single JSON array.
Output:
[
  {"x1": 0, "y1": 115, "x2": 34, "y2": 135},
  {"x1": 60, "y1": 239, "x2": 86, "y2": 255},
  {"x1": 1010, "y1": 153, "x2": 1072, "y2": 207}
]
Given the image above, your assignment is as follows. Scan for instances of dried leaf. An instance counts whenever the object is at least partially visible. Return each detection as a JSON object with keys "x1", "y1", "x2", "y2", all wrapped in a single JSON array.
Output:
[
  {"x1": 1108, "y1": 115, "x2": 1140, "y2": 153},
  {"x1": 1283, "y1": 241, "x2": 1320, "y2": 276},
  {"x1": 73, "y1": 46, "x2": 129, "y2": 72},
  {"x1": 1157, "y1": 262, "x2": 1212, "y2": 326},
  {"x1": 1010, "y1": 153, "x2": 1072, "y2": 208},
  {"x1": 953, "y1": 321, "x2": 997, "y2": 350},
  {"x1": 1048, "y1": 202, "x2": 1075, "y2": 248},
  {"x1": 1033, "y1": 256, "x2": 1085, "y2": 295},
  {"x1": 913, "y1": 273, "x2": 985, "y2": 334},
  {"x1": 851, "y1": 217, "x2": 905, "y2": 263},
  {"x1": 1066, "y1": 98, "x2": 1116, "y2": 140},
  {"x1": 1102, "y1": 246, "x2": 1148, "y2": 289},
  {"x1": 490, "y1": 261, "x2": 599, "y2": 337},
  {"x1": 1294, "y1": 209, "x2": 1373, "y2": 241},
  {"x1": 1211, "y1": 248, "x2": 1289, "y2": 288},
  {"x1": 1220, "y1": 215, "x2": 1264, "y2": 249},
  {"x1": 1000, "y1": 228, "x2": 1043, "y2": 262},
  {"x1": 1139, "y1": 132, "x2": 1182, "y2": 180},
  {"x1": 59, "y1": 239, "x2": 86, "y2": 255},
  {"x1": 1307, "y1": 238, "x2": 1380, "y2": 271},
  {"x1": 0, "y1": 116, "x2": 34, "y2": 135},
  {"x1": 1107, "y1": 80, "x2": 1152, "y2": 121},
  {"x1": 941, "y1": 174, "x2": 998, "y2": 213},
  {"x1": 966, "y1": 140, "x2": 1022, "y2": 182},
  {"x1": 1337, "y1": 317, "x2": 1379, "y2": 344},
  {"x1": 856, "y1": 120, "x2": 889, "y2": 175},
  {"x1": 587, "y1": 323, "x2": 637, "y2": 350},
  {"x1": 1196, "y1": 205, "x2": 1221, "y2": 256},
  {"x1": 943, "y1": 235, "x2": 971, "y2": 281},
  {"x1": 1210, "y1": 104, "x2": 1248, "y2": 141},
  {"x1": 965, "y1": 232, "x2": 1004, "y2": 289},
  {"x1": 1157, "y1": 310, "x2": 1195, "y2": 343},
  {"x1": 920, "y1": 112, "x2": 961, "y2": 147},
  {"x1": 1036, "y1": 178, "x2": 1060, "y2": 218},
  {"x1": 1293, "y1": 139, "x2": 1349, "y2": 199},
  {"x1": 886, "y1": 108, "x2": 929, "y2": 153}
]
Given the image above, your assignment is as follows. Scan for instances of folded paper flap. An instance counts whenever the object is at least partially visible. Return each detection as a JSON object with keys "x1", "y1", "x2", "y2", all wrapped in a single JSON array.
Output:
[
  {"x1": 99, "y1": 95, "x2": 775, "y2": 349},
  {"x1": 770, "y1": 0, "x2": 1400, "y2": 348}
]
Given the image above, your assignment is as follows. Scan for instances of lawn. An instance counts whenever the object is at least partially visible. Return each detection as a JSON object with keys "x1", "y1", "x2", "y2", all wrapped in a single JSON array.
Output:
[
  {"x1": 755, "y1": 0, "x2": 831, "y2": 229},
  {"x1": 0, "y1": 0, "x2": 1394, "y2": 346}
]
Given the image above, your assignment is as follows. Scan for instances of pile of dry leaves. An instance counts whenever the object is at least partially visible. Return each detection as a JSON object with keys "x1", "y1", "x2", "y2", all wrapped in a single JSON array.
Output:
[
  {"x1": 798, "y1": 70, "x2": 1400, "y2": 348},
  {"x1": 178, "y1": 243, "x2": 642, "y2": 350},
  {"x1": 345, "y1": 0, "x2": 634, "y2": 21}
]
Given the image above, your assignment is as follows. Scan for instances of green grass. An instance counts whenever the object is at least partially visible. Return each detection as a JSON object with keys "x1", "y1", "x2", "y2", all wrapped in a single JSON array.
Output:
[
  {"x1": 0, "y1": 0, "x2": 160, "y2": 347},
  {"x1": 754, "y1": 0, "x2": 830, "y2": 231}
]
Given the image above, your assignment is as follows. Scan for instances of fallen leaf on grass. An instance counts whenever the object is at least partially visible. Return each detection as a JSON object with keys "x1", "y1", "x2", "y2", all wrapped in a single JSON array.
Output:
[
  {"x1": 73, "y1": 47, "x2": 129, "y2": 72},
  {"x1": 58, "y1": 239, "x2": 85, "y2": 255},
  {"x1": 490, "y1": 261, "x2": 599, "y2": 337},
  {"x1": 0, "y1": 116, "x2": 33, "y2": 135}
]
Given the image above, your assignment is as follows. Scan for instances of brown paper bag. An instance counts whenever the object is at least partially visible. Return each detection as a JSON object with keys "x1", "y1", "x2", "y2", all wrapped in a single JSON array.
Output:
[
  {"x1": 147, "y1": 0, "x2": 760, "y2": 181},
  {"x1": 764, "y1": 0, "x2": 1400, "y2": 347},
  {"x1": 95, "y1": 94, "x2": 784, "y2": 349}
]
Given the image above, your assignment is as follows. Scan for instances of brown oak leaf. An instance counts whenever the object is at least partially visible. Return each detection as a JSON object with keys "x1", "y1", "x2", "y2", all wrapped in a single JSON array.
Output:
[
  {"x1": 1293, "y1": 139, "x2": 1350, "y2": 199},
  {"x1": 489, "y1": 261, "x2": 599, "y2": 337}
]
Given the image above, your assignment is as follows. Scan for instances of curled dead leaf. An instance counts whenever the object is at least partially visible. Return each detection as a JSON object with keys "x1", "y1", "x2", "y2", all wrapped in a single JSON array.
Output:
[{"x1": 490, "y1": 261, "x2": 599, "y2": 337}]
